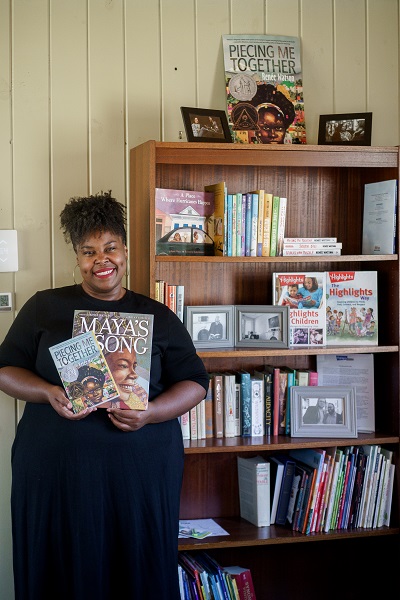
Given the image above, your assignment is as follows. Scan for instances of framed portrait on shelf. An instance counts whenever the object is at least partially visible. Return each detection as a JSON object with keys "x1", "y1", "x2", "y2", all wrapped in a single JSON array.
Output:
[
  {"x1": 290, "y1": 385, "x2": 358, "y2": 438},
  {"x1": 234, "y1": 305, "x2": 289, "y2": 348},
  {"x1": 184, "y1": 305, "x2": 235, "y2": 349},
  {"x1": 318, "y1": 112, "x2": 372, "y2": 146},
  {"x1": 180, "y1": 107, "x2": 233, "y2": 143}
]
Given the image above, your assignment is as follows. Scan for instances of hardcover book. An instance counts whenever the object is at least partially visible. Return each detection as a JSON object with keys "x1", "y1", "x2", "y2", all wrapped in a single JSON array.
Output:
[
  {"x1": 155, "y1": 187, "x2": 215, "y2": 256},
  {"x1": 325, "y1": 270, "x2": 378, "y2": 345},
  {"x1": 273, "y1": 271, "x2": 326, "y2": 347},
  {"x1": 222, "y1": 34, "x2": 306, "y2": 145},
  {"x1": 224, "y1": 566, "x2": 257, "y2": 600},
  {"x1": 362, "y1": 179, "x2": 397, "y2": 254},
  {"x1": 270, "y1": 454, "x2": 296, "y2": 526},
  {"x1": 49, "y1": 331, "x2": 120, "y2": 414},
  {"x1": 205, "y1": 181, "x2": 226, "y2": 256},
  {"x1": 72, "y1": 311, "x2": 153, "y2": 410}
]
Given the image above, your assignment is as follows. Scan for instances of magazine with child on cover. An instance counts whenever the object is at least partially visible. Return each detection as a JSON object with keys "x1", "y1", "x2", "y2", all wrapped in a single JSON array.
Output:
[
  {"x1": 73, "y1": 311, "x2": 153, "y2": 409},
  {"x1": 273, "y1": 272, "x2": 326, "y2": 347}
]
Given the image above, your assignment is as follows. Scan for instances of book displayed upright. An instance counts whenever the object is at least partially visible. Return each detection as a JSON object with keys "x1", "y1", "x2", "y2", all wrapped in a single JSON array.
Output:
[
  {"x1": 224, "y1": 566, "x2": 257, "y2": 600},
  {"x1": 72, "y1": 311, "x2": 153, "y2": 410},
  {"x1": 237, "y1": 456, "x2": 270, "y2": 527},
  {"x1": 269, "y1": 454, "x2": 296, "y2": 525},
  {"x1": 325, "y1": 271, "x2": 378, "y2": 345},
  {"x1": 49, "y1": 331, "x2": 120, "y2": 414},
  {"x1": 205, "y1": 181, "x2": 226, "y2": 256},
  {"x1": 362, "y1": 179, "x2": 397, "y2": 254},
  {"x1": 272, "y1": 271, "x2": 326, "y2": 347},
  {"x1": 155, "y1": 187, "x2": 215, "y2": 256},
  {"x1": 222, "y1": 34, "x2": 306, "y2": 144}
]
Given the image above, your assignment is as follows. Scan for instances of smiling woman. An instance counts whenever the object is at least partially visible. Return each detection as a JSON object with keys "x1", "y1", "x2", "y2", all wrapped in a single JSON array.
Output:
[{"x1": 0, "y1": 191, "x2": 209, "y2": 599}]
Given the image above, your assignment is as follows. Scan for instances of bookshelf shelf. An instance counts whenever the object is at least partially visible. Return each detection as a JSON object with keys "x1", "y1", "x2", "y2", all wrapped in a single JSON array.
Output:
[{"x1": 130, "y1": 141, "x2": 399, "y2": 599}]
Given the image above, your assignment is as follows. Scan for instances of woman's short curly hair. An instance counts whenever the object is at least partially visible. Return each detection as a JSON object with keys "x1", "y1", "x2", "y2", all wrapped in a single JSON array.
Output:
[{"x1": 60, "y1": 191, "x2": 127, "y2": 251}]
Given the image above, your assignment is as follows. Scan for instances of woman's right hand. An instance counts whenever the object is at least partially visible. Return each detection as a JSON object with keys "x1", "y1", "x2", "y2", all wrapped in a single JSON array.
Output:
[{"x1": 46, "y1": 384, "x2": 96, "y2": 420}]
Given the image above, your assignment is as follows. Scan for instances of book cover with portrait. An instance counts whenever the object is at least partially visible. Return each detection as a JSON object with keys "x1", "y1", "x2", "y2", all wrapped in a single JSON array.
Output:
[
  {"x1": 272, "y1": 272, "x2": 326, "y2": 347},
  {"x1": 222, "y1": 34, "x2": 306, "y2": 145},
  {"x1": 72, "y1": 311, "x2": 154, "y2": 410},
  {"x1": 49, "y1": 330, "x2": 120, "y2": 414}
]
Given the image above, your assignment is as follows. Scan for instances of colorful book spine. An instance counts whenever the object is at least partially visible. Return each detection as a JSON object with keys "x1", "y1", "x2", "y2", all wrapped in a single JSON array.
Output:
[
  {"x1": 250, "y1": 193, "x2": 259, "y2": 257},
  {"x1": 261, "y1": 192, "x2": 273, "y2": 257},
  {"x1": 245, "y1": 193, "x2": 252, "y2": 257},
  {"x1": 269, "y1": 195, "x2": 280, "y2": 256},
  {"x1": 276, "y1": 196, "x2": 287, "y2": 256}
]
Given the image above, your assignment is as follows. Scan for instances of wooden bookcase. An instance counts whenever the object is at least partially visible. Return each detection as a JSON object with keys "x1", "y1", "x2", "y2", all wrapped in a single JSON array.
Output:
[{"x1": 130, "y1": 141, "x2": 400, "y2": 599}]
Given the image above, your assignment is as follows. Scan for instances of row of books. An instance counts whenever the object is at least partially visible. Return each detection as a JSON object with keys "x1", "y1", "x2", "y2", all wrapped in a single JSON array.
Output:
[
  {"x1": 154, "y1": 185, "x2": 287, "y2": 257},
  {"x1": 282, "y1": 237, "x2": 342, "y2": 256},
  {"x1": 178, "y1": 551, "x2": 256, "y2": 600},
  {"x1": 155, "y1": 279, "x2": 184, "y2": 322},
  {"x1": 180, "y1": 368, "x2": 318, "y2": 441},
  {"x1": 238, "y1": 445, "x2": 394, "y2": 534}
]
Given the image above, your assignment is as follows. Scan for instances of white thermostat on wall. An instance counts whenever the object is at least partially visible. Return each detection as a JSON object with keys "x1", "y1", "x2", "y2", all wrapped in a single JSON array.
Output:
[
  {"x1": 0, "y1": 292, "x2": 12, "y2": 311},
  {"x1": 0, "y1": 230, "x2": 18, "y2": 272}
]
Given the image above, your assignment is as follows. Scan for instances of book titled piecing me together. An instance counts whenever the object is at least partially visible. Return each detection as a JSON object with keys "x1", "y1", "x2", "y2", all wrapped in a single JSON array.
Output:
[{"x1": 49, "y1": 312, "x2": 154, "y2": 414}]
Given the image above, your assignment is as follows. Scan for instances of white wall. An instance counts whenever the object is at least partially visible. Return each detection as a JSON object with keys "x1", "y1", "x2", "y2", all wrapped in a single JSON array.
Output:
[{"x1": 0, "y1": 0, "x2": 399, "y2": 596}]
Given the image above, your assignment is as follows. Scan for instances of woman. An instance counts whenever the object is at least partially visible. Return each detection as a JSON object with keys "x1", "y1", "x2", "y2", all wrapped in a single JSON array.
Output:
[{"x1": 0, "y1": 192, "x2": 208, "y2": 600}]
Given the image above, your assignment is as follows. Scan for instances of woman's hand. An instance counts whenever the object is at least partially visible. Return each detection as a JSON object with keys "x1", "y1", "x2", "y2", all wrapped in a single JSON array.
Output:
[
  {"x1": 46, "y1": 384, "x2": 96, "y2": 420},
  {"x1": 107, "y1": 404, "x2": 152, "y2": 431}
]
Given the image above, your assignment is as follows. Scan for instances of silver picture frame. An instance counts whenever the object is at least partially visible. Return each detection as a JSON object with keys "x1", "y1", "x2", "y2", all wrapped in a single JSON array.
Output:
[
  {"x1": 184, "y1": 305, "x2": 235, "y2": 349},
  {"x1": 234, "y1": 305, "x2": 289, "y2": 348}
]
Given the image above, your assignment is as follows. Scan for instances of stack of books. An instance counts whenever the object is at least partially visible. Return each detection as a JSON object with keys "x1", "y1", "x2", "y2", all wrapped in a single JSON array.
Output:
[{"x1": 282, "y1": 237, "x2": 342, "y2": 256}]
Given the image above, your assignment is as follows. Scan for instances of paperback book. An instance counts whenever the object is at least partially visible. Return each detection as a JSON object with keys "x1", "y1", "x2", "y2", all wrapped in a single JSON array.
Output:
[
  {"x1": 155, "y1": 187, "x2": 215, "y2": 256},
  {"x1": 362, "y1": 179, "x2": 397, "y2": 254},
  {"x1": 325, "y1": 271, "x2": 378, "y2": 345},
  {"x1": 272, "y1": 271, "x2": 326, "y2": 347},
  {"x1": 72, "y1": 311, "x2": 153, "y2": 410},
  {"x1": 222, "y1": 34, "x2": 306, "y2": 144},
  {"x1": 49, "y1": 330, "x2": 119, "y2": 414}
]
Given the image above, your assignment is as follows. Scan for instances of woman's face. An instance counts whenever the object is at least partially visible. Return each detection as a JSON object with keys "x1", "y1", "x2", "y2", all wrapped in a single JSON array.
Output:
[
  {"x1": 76, "y1": 231, "x2": 128, "y2": 301},
  {"x1": 257, "y1": 108, "x2": 286, "y2": 144},
  {"x1": 304, "y1": 277, "x2": 313, "y2": 289},
  {"x1": 105, "y1": 346, "x2": 139, "y2": 403}
]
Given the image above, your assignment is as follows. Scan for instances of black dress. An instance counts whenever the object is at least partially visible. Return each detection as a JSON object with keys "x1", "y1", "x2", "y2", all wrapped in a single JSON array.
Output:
[{"x1": 0, "y1": 285, "x2": 209, "y2": 600}]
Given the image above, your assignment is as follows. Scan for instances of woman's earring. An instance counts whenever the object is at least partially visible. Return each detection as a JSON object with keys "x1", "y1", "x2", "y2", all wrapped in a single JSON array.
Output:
[{"x1": 73, "y1": 264, "x2": 81, "y2": 285}]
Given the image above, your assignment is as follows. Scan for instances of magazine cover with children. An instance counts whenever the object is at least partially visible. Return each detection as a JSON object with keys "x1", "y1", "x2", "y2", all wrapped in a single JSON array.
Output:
[
  {"x1": 325, "y1": 271, "x2": 378, "y2": 346},
  {"x1": 272, "y1": 272, "x2": 326, "y2": 347}
]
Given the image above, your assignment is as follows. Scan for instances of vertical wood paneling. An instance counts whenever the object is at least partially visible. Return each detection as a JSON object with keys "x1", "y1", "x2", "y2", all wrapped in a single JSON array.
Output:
[
  {"x1": 51, "y1": 0, "x2": 90, "y2": 286},
  {"x1": 196, "y1": 0, "x2": 230, "y2": 112},
  {"x1": 266, "y1": 0, "x2": 300, "y2": 35},
  {"x1": 161, "y1": 0, "x2": 196, "y2": 141},
  {"x1": 334, "y1": 0, "x2": 366, "y2": 112},
  {"x1": 88, "y1": 0, "x2": 126, "y2": 200},
  {"x1": 232, "y1": 0, "x2": 265, "y2": 33},
  {"x1": 367, "y1": 0, "x2": 399, "y2": 146},
  {"x1": 13, "y1": 0, "x2": 51, "y2": 308},
  {"x1": 0, "y1": 0, "x2": 16, "y2": 594},
  {"x1": 300, "y1": 0, "x2": 334, "y2": 142}
]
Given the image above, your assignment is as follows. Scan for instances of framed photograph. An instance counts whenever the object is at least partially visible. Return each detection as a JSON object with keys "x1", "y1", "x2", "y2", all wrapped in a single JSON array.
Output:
[
  {"x1": 234, "y1": 305, "x2": 289, "y2": 348},
  {"x1": 180, "y1": 107, "x2": 232, "y2": 143},
  {"x1": 318, "y1": 112, "x2": 372, "y2": 146},
  {"x1": 0, "y1": 292, "x2": 12, "y2": 311},
  {"x1": 290, "y1": 385, "x2": 358, "y2": 438},
  {"x1": 184, "y1": 305, "x2": 235, "y2": 348}
]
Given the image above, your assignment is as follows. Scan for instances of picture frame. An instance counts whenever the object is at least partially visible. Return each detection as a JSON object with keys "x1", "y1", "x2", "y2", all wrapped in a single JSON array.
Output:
[
  {"x1": 234, "y1": 305, "x2": 290, "y2": 349},
  {"x1": 180, "y1": 107, "x2": 232, "y2": 143},
  {"x1": 318, "y1": 112, "x2": 372, "y2": 146},
  {"x1": 184, "y1": 305, "x2": 235, "y2": 348},
  {"x1": 290, "y1": 385, "x2": 358, "y2": 438},
  {"x1": 0, "y1": 292, "x2": 12, "y2": 311}
]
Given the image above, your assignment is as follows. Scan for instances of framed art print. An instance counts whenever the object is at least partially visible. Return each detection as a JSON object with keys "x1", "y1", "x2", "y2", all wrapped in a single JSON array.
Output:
[
  {"x1": 184, "y1": 305, "x2": 235, "y2": 348},
  {"x1": 318, "y1": 112, "x2": 372, "y2": 146},
  {"x1": 180, "y1": 107, "x2": 232, "y2": 143},
  {"x1": 234, "y1": 305, "x2": 289, "y2": 348},
  {"x1": 290, "y1": 385, "x2": 358, "y2": 438}
]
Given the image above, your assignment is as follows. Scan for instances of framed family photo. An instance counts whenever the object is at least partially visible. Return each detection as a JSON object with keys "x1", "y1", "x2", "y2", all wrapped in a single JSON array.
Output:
[
  {"x1": 180, "y1": 107, "x2": 232, "y2": 143},
  {"x1": 318, "y1": 112, "x2": 372, "y2": 146},
  {"x1": 184, "y1": 305, "x2": 235, "y2": 348},
  {"x1": 290, "y1": 385, "x2": 358, "y2": 438},
  {"x1": 234, "y1": 305, "x2": 289, "y2": 349}
]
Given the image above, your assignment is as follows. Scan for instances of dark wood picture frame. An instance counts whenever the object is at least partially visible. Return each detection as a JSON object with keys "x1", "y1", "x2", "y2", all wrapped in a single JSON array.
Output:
[
  {"x1": 180, "y1": 107, "x2": 232, "y2": 143},
  {"x1": 318, "y1": 112, "x2": 372, "y2": 145}
]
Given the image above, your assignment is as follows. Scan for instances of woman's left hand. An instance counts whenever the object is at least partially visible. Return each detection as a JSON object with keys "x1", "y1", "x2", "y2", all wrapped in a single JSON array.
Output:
[{"x1": 107, "y1": 405, "x2": 152, "y2": 431}]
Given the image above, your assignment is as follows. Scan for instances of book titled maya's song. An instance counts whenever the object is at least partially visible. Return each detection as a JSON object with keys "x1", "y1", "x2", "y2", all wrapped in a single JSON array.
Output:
[
  {"x1": 222, "y1": 34, "x2": 306, "y2": 145},
  {"x1": 72, "y1": 311, "x2": 153, "y2": 410},
  {"x1": 49, "y1": 330, "x2": 120, "y2": 414}
]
